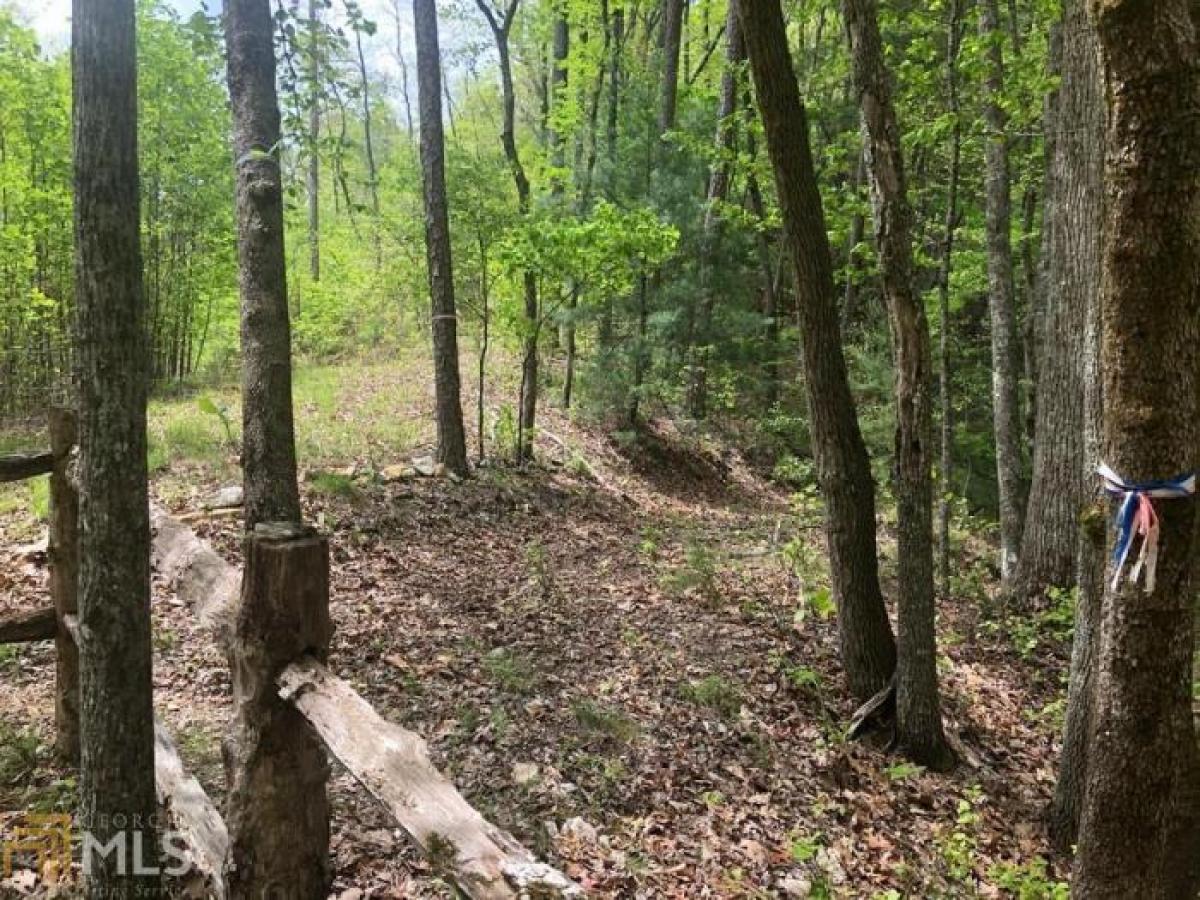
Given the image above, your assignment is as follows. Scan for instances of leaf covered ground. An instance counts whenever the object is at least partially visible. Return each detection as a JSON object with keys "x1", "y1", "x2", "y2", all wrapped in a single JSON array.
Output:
[{"x1": 0, "y1": 360, "x2": 1073, "y2": 898}]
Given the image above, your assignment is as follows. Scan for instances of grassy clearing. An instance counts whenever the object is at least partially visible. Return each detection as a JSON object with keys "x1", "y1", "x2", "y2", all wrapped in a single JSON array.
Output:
[{"x1": 145, "y1": 359, "x2": 435, "y2": 481}]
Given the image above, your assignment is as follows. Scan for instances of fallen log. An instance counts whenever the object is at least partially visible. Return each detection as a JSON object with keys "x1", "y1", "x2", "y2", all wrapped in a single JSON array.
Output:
[
  {"x1": 0, "y1": 606, "x2": 56, "y2": 643},
  {"x1": 150, "y1": 506, "x2": 239, "y2": 638},
  {"x1": 0, "y1": 451, "x2": 54, "y2": 484},
  {"x1": 154, "y1": 720, "x2": 229, "y2": 899},
  {"x1": 278, "y1": 658, "x2": 582, "y2": 900}
]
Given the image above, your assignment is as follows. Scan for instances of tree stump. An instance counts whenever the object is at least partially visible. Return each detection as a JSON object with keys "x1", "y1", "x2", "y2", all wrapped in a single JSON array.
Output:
[
  {"x1": 223, "y1": 522, "x2": 332, "y2": 899},
  {"x1": 48, "y1": 408, "x2": 79, "y2": 764}
]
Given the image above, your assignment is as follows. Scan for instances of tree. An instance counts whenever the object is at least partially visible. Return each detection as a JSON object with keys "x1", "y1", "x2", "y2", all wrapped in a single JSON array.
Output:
[
  {"x1": 936, "y1": 0, "x2": 964, "y2": 597},
  {"x1": 1037, "y1": 0, "x2": 1104, "y2": 848},
  {"x1": 688, "y1": 0, "x2": 744, "y2": 420},
  {"x1": 72, "y1": 0, "x2": 161, "y2": 893},
  {"x1": 1010, "y1": 0, "x2": 1095, "y2": 604},
  {"x1": 1073, "y1": 0, "x2": 1200, "y2": 893},
  {"x1": 475, "y1": 0, "x2": 540, "y2": 463},
  {"x1": 738, "y1": 0, "x2": 897, "y2": 701},
  {"x1": 658, "y1": 0, "x2": 685, "y2": 134},
  {"x1": 979, "y1": 0, "x2": 1026, "y2": 582},
  {"x1": 842, "y1": 0, "x2": 951, "y2": 768},
  {"x1": 414, "y1": 0, "x2": 469, "y2": 477},
  {"x1": 306, "y1": 0, "x2": 321, "y2": 283},
  {"x1": 226, "y1": 0, "x2": 302, "y2": 528}
]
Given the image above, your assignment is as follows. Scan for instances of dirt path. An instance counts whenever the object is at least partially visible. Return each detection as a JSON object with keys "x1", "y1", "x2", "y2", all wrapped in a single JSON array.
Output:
[{"x1": 1, "y1": 404, "x2": 1069, "y2": 898}]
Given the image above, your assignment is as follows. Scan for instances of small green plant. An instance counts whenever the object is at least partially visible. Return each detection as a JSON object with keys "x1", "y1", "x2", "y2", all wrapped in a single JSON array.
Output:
[
  {"x1": 565, "y1": 452, "x2": 593, "y2": 479},
  {"x1": 939, "y1": 786, "x2": 983, "y2": 882},
  {"x1": 785, "y1": 665, "x2": 823, "y2": 692},
  {"x1": 788, "y1": 829, "x2": 824, "y2": 863},
  {"x1": 0, "y1": 644, "x2": 20, "y2": 670},
  {"x1": 772, "y1": 453, "x2": 815, "y2": 488},
  {"x1": 986, "y1": 586, "x2": 1076, "y2": 659},
  {"x1": 660, "y1": 538, "x2": 720, "y2": 602},
  {"x1": 701, "y1": 789, "x2": 725, "y2": 809},
  {"x1": 524, "y1": 540, "x2": 554, "y2": 597},
  {"x1": 988, "y1": 857, "x2": 1069, "y2": 899},
  {"x1": 571, "y1": 699, "x2": 640, "y2": 744},
  {"x1": 680, "y1": 674, "x2": 742, "y2": 718},
  {"x1": 28, "y1": 475, "x2": 50, "y2": 521},
  {"x1": 796, "y1": 586, "x2": 836, "y2": 624},
  {"x1": 493, "y1": 404, "x2": 518, "y2": 462},
  {"x1": 153, "y1": 625, "x2": 178, "y2": 652},
  {"x1": 0, "y1": 723, "x2": 42, "y2": 785},
  {"x1": 483, "y1": 648, "x2": 536, "y2": 694},
  {"x1": 884, "y1": 761, "x2": 925, "y2": 782},
  {"x1": 637, "y1": 525, "x2": 662, "y2": 560},
  {"x1": 197, "y1": 395, "x2": 237, "y2": 448}
]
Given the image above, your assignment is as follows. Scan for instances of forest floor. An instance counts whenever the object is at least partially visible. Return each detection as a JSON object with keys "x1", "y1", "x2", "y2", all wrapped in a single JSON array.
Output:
[{"x1": 0, "y1": 357, "x2": 1074, "y2": 898}]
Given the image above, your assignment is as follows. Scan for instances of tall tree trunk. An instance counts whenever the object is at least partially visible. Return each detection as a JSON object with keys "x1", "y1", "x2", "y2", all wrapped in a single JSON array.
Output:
[
  {"x1": 937, "y1": 0, "x2": 964, "y2": 599},
  {"x1": 227, "y1": 0, "x2": 303, "y2": 529},
  {"x1": 1073, "y1": 0, "x2": 1200, "y2": 894},
  {"x1": 354, "y1": 23, "x2": 382, "y2": 272},
  {"x1": 475, "y1": 0, "x2": 538, "y2": 464},
  {"x1": 414, "y1": 0, "x2": 469, "y2": 477},
  {"x1": 1012, "y1": 6, "x2": 1097, "y2": 605},
  {"x1": 979, "y1": 0, "x2": 1026, "y2": 581},
  {"x1": 392, "y1": 0, "x2": 415, "y2": 141},
  {"x1": 739, "y1": 0, "x2": 897, "y2": 701},
  {"x1": 549, "y1": 6, "x2": 575, "y2": 406},
  {"x1": 306, "y1": 0, "x2": 321, "y2": 282},
  {"x1": 840, "y1": 146, "x2": 867, "y2": 330},
  {"x1": 658, "y1": 0, "x2": 685, "y2": 133},
  {"x1": 605, "y1": 4, "x2": 623, "y2": 198},
  {"x1": 689, "y1": 0, "x2": 744, "y2": 420},
  {"x1": 843, "y1": 0, "x2": 952, "y2": 769},
  {"x1": 72, "y1": 0, "x2": 161, "y2": 892}
]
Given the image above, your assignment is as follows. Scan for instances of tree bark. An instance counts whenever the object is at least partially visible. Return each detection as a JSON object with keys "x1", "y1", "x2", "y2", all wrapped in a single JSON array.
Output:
[
  {"x1": 414, "y1": 0, "x2": 469, "y2": 478},
  {"x1": 475, "y1": 0, "x2": 539, "y2": 464},
  {"x1": 1073, "y1": 0, "x2": 1200, "y2": 893},
  {"x1": 224, "y1": 524, "x2": 332, "y2": 898},
  {"x1": 979, "y1": 0, "x2": 1026, "y2": 582},
  {"x1": 843, "y1": 0, "x2": 952, "y2": 769},
  {"x1": 658, "y1": 0, "x2": 685, "y2": 133},
  {"x1": 739, "y1": 0, "x2": 897, "y2": 701},
  {"x1": 306, "y1": 0, "x2": 321, "y2": 283},
  {"x1": 354, "y1": 21, "x2": 382, "y2": 271},
  {"x1": 226, "y1": 0, "x2": 303, "y2": 529},
  {"x1": 1012, "y1": 8, "x2": 1098, "y2": 605},
  {"x1": 71, "y1": 0, "x2": 161, "y2": 891},
  {"x1": 937, "y1": 0, "x2": 964, "y2": 599}
]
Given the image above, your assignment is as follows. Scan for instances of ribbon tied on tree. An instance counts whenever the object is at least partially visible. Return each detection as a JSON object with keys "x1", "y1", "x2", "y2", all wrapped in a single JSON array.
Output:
[{"x1": 1098, "y1": 463, "x2": 1196, "y2": 594}]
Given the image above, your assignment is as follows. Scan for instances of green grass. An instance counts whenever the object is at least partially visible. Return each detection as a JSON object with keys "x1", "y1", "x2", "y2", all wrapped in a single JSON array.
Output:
[
  {"x1": 483, "y1": 648, "x2": 537, "y2": 694},
  {"x1": 309, "y1": 470, "x2": 359, "y2": 499},
  {"x1": 680, "y1": 674, "x2": 742, "y2": 718},
  {"x1": 571, "y1": 699, "x2": 640, "y2": 744},
  {"x1": 144, "y1": 361, "x2": 429, "y2": 476}
]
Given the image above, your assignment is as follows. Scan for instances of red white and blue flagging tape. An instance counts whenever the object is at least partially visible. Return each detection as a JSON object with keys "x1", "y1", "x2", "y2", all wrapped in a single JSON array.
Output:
[{"x1": 1098, "y1": 463, "x2": 1196, "y2": 594}]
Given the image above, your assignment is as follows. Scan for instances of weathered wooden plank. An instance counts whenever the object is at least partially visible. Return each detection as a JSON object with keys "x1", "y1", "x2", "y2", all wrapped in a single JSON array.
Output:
[
  {"x1": 154, "y1": 720, "x2": 230, "y2": 899},
  {"x1": 150, "y1": 505, "x2": 240, "y2": 638},
  {"x1": 0, "y1": 451, "x2": 54, "y2": 483},
  {"x1": 0, "y1": 606, "x2": 56, "y2": 643},
  {"x1": 279, "y1": 658, "x2": 582, "y2": 900}
]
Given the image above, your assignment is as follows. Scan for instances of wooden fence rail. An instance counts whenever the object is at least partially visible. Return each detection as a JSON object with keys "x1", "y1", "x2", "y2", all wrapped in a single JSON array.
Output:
[{"x1": 3, "y1": 437, "x2": 581, "y2": 898}]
